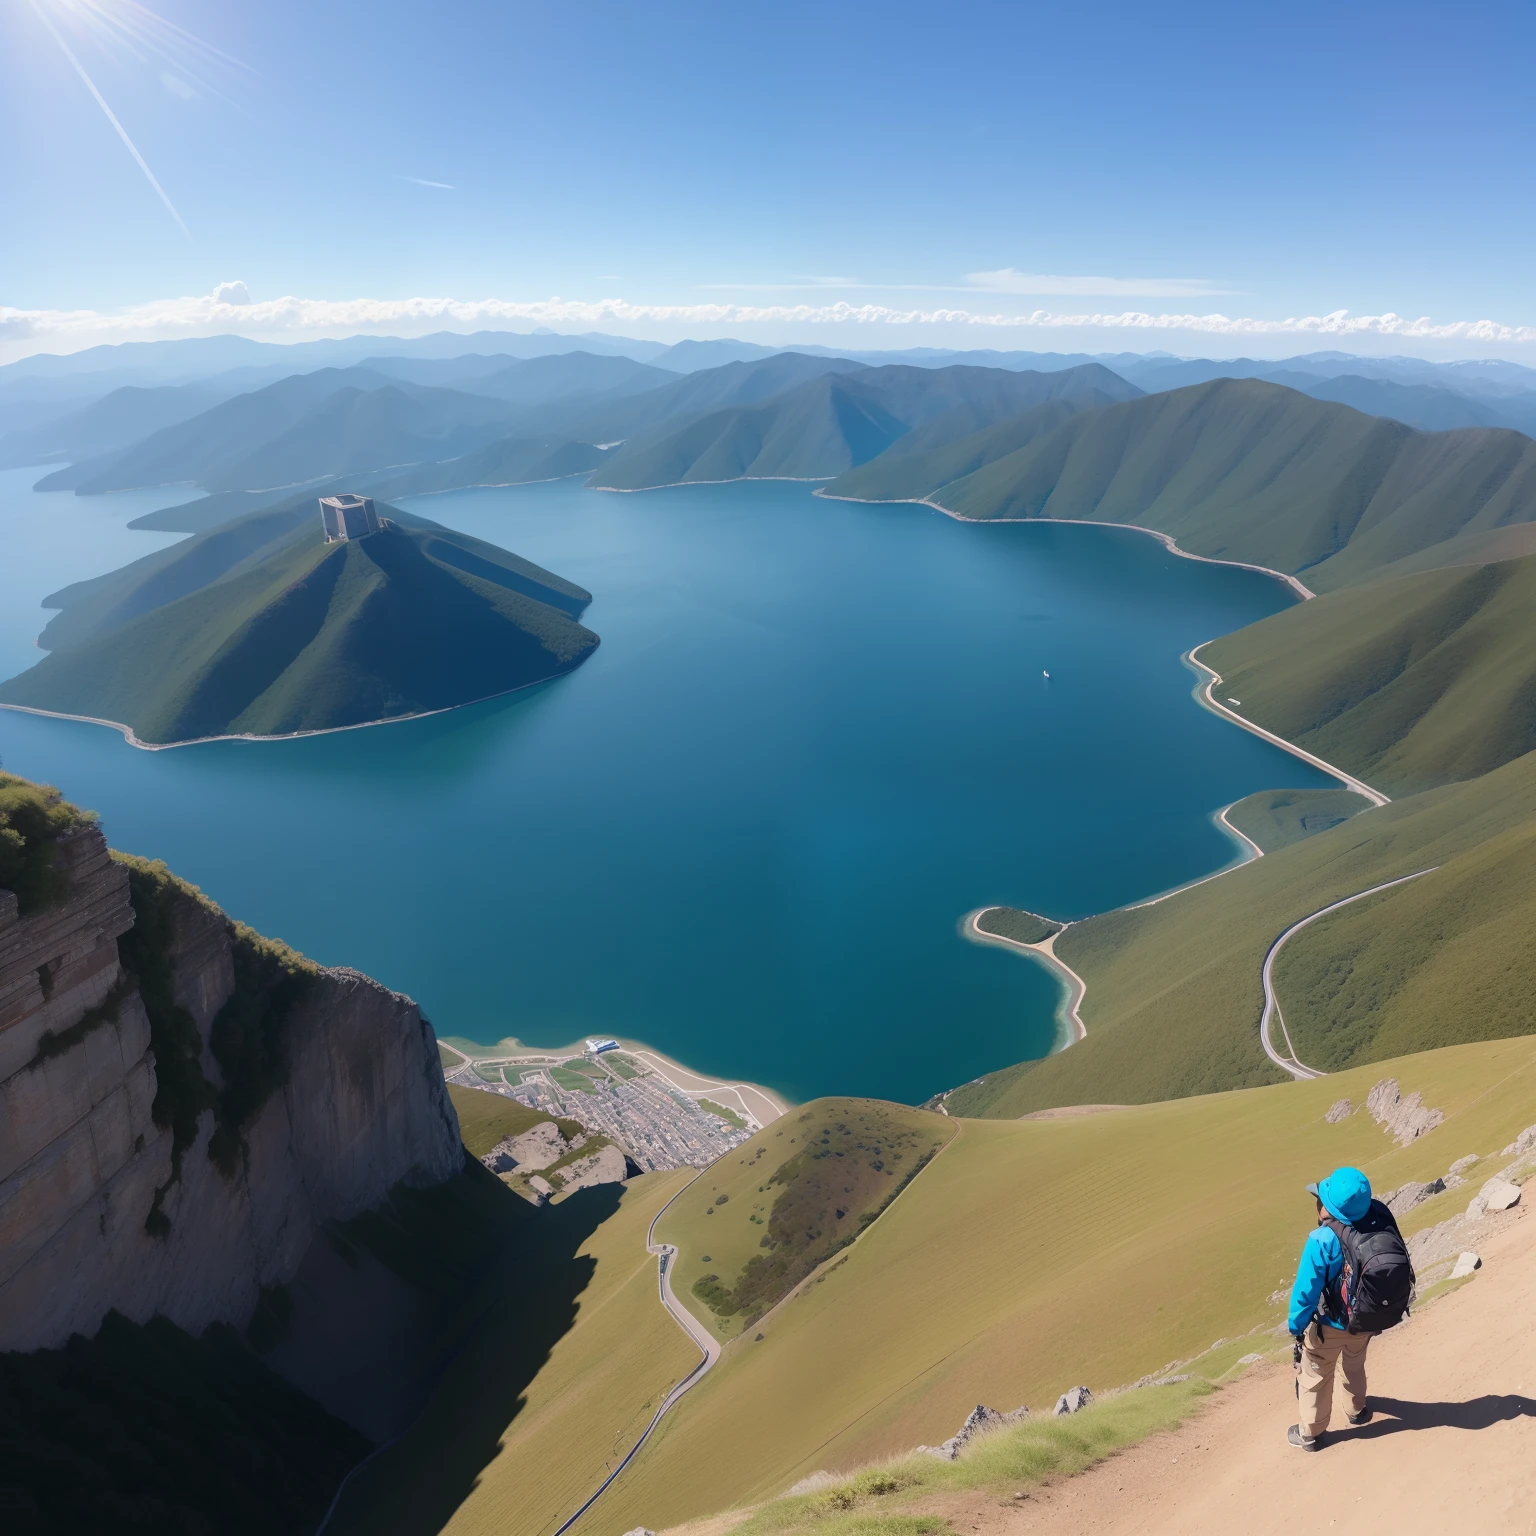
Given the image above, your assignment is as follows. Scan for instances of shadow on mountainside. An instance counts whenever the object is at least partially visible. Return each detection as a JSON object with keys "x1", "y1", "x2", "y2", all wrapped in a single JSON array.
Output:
[
  {"x1": 320, "y1": 1164, "x2": 625, "y2": 1536},
  {"x1": 1341, "y1": 1393, "x2": 1536, "y2": 1439}
]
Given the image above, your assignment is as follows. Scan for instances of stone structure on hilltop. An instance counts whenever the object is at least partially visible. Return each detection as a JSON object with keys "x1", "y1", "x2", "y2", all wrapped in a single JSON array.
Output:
[
  {"x1": 0, "y1": 821, "x2": 462, "y2": 1352},
  {"x1": 319, "y1": 492, "x2": 382, "y2": 542}
]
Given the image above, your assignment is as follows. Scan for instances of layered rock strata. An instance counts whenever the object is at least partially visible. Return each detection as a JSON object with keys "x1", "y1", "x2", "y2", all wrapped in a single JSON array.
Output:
[{"x1": 0, "y1": 825, "x2": 462, "y2": 1352}]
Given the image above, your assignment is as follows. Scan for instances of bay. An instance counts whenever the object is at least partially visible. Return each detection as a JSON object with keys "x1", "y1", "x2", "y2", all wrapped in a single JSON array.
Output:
[{"x1": 0, "y1": 468, "x2": 1333, "y2": 1105}]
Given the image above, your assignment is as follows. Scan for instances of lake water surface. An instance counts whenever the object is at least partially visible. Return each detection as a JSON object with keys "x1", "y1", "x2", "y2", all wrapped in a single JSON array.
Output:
[{"x1": 0, "y1": 469, "x2": 1333, "y2": 1104}]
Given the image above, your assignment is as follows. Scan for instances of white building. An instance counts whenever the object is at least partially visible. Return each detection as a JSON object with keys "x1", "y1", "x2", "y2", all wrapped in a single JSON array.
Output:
[{"x1": 319, "y1": 494, "x2": 381, "y2": 542}]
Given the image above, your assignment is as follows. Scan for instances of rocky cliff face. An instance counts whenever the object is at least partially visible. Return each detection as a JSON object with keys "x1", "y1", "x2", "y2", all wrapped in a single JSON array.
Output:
[{"x1": 0, "y1": 824, "x2": 462, "y2": 1352}]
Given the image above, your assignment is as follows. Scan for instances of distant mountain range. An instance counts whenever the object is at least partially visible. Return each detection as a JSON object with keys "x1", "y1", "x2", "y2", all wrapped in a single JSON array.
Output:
[
  {"x1": 0, "y1": 499, "x2": 596, "y2": 745},
  {"x1": 10, "y1": 329, "x2": 1536, "y2": 487},
  {"x1": 32, "y1": 368, "x2": 522, "y2": 494}
]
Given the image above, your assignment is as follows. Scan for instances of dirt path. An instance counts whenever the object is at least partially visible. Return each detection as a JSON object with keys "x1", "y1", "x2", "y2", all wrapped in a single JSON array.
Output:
[{"x1": 945, "y1": 1204, "x2": 1536, "y2": 1535}]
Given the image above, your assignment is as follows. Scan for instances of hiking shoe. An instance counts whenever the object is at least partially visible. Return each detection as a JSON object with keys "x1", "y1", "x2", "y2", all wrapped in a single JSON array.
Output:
[
  {"x1": 1287, "y1": 1424, "x2": 1319, "y2": 1452},
  {"x1": 1346, "y1": 1406, "x2": 1372, "y2": 1426}
]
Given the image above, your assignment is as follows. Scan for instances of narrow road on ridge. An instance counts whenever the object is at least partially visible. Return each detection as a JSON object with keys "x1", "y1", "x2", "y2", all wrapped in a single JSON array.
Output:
[
  {"x1": 1259, "y1": 869, "x2": 1438, "y2": 1080},
  {"x1": 551, "y1": 1171, "x2": 718, "y2": 1535}
]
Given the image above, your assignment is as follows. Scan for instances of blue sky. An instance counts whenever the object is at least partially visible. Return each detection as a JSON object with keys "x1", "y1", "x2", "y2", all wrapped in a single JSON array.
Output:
[{"x1": 4, "y1": 0, "x2": 1536, "y2": 359}]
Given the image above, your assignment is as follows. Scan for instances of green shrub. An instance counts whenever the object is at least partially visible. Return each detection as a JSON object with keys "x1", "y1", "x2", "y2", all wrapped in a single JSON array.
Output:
[{"x1": 0, "y1": 774, "x2": 95, "y2": 914}]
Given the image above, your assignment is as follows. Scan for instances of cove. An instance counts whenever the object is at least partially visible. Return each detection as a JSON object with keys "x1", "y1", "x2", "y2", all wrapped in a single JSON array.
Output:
[{"x1": 0, "y1": 469, "x2": 1335, "y2": 1105}]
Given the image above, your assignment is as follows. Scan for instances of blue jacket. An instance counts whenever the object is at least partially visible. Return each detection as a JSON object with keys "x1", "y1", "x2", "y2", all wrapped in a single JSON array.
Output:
[{"x1": 1288, "y1": 1223, "x2": 1345, "y2": 1335}]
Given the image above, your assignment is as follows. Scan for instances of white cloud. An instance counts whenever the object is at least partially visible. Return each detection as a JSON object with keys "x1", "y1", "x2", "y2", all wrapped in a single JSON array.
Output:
[
  {"x1": 398, "y1": 175, "x2": 454, "y2": 190},
  {"x1": 5, "y1": 286, "x2": 1536, "y2": 360},
  {"x1": 966, "y1": 269, "x2": 1236, "y2": 298}
]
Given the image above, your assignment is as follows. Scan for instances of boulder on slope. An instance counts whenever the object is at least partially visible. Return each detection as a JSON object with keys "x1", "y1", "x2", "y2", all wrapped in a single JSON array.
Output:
[
  {"x1": 919, "y1": 1402, "x2": 1030, "y2": 1459},
  {"x1": 1387, "y1": 1178, "x2": 1445, "y2": 1215},
  {"x1": 1054, "y1": 1386, "x2": 1094, "y2": 1415}
]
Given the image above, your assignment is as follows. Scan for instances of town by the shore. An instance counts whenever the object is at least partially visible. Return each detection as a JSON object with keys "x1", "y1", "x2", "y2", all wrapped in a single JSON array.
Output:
[{"x1": 439, "y1": 1033, "x2": 791, "y2": 1173}]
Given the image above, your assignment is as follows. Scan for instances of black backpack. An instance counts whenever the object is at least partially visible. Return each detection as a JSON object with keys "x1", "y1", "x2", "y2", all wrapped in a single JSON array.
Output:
[{"x1": 1321, "y1": 1200, "x2": 1415, "y2": 1334}]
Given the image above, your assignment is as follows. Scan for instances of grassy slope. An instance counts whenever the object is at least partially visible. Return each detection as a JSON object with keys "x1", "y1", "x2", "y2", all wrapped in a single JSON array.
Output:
[
  {"x1": 594, "y1": 365, "x2": 1140, "y2": 492},
  {"x1": 946, "y1": 749, "x2": 1536, "y2": 1117},
  {"x1": 1202, "y1": 554, "x2": 1536, "y2": 796},
  {"x1": 40, "y1": 371, "x2": 514, "y2": 495},
  {"x1": 366, "y1": 435, "x2": 611, "y2": 496},
  {"x1": 728, "y1": 1380, "x2": 1213, "y2": 1536},
  {"x1": 1222, "y1": 787, "x2": 1371, "y2": 853},
  {"x1": 37, "y1": 498, "x2": 590, "y2": 653},
  {"x1": 661, "y1": 1100, "x2": 956, "y2": 1344},
  {"x1": 445, "y1": 1083, "x2": 583, "y2": 1158},
  {"x1": 326, "y1": 1170, "x2": 698, "y2": 1536},
  {"x1": 592, "y1": 373, "x2": 908, "y2": 488},
  {"x1": 596, "y1": 1035, "x2": 1536, "y2": 1532},
  {"x1": 821, "y1": 384, "x2": 1135, "y2": 504},
  {"x1": 0, "y1": 523, "x2": 597, "y2": 743},
  {"x1": 925, "y1": 380, "x2": 1536, "y2": 590}
]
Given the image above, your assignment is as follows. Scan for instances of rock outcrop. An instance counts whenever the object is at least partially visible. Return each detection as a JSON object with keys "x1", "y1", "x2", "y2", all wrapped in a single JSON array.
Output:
[
  {"x1": 0, "y1": 824, "x2": 462, "y2": 1352},
  {"x1": 1386, "y1": 1177, "x2": 1445, "y2": 1216},
  {"x1": 482, "y1": 1120, "x2": 566, "y2": 1174},
  {"x1": 918, "y1": 1402, "x2": 1030, "y2": 1460},
  {"x1": 1367, "y1": 1078, "x2": 1444, "y2": 1146},
  {"x1": 1470, "y1": 1177, "x2": 1522, "y2": 1216},
  {"x1": 1054, "y1": 1385, "x2": 1094, "y2": 1415}
]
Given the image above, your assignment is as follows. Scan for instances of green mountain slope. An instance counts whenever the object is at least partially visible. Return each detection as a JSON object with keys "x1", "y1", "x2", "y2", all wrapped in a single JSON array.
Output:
[
  {"x1": 35, "y1": 369, "x2": 516, "y2": 494},
  {"x1": 0, "y1": 380, "x2": 231, "y2": 468},
  {"x1": 588, "y1": 1041, "x2": 1536, "y2": 1530},
  {"x1": 821, "y1": 389, "x2": 1124, "y2": 503},
  {"x1": 944, "y1": 544, "x2": 1536, "y2": 1117},
  {"x1": 593, "y1": 363, "x2": 1139, "y2": 490},
  {"x1": 365, "y1": 435, "x2": 612, "y2": 496},
  {"x1": 1264, "y1": 371, "x2": 1509, "y2": 433},
  {"x1": 944, "y1": 745, "x2": 1536, "y2": 1116},
  {"x1": 557, "y1": 351, "x2": 868, "y2": 445},
  {"x1": 361, "y1": 349, "x2": 677, "y2": 402},
  {"x1": 0, "y1": 513, "x2": 597, "y2": 744},
  {"x1": 913, "y1": 379, "x2": 1536, "y2": 590},
  {"x1": 591, "y1": 371, "x2": 908, "y2": 487},
  {"x1": 1202, "y1": 554, "x2": 1536, "y2": 795}
]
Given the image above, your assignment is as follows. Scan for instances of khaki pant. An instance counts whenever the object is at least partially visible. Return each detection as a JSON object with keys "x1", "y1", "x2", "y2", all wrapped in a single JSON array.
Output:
[{"x1": 1296, "y1": 1319, "x2": 1370, "y2": 1436}]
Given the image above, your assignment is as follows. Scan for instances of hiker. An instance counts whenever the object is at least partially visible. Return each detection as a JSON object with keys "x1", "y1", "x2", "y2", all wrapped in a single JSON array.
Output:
[{"x1": 1286, "y1": 1166, "x2": 1414, "y2": 1451}]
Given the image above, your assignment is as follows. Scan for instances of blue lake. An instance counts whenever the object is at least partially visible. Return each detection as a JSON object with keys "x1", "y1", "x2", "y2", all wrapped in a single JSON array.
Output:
[{"x1": 0, "y1": 468, "x2": 1333, "y2": 1105}]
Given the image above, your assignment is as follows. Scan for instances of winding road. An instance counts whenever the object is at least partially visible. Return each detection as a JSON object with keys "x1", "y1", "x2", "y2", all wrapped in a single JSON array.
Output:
[
  {"x1": 550, "y1": 1170, "x2": 718, "y2": 1536},
  {"x1": 1259, "y1": 869, "x2": 1438, "y2": 1080}
]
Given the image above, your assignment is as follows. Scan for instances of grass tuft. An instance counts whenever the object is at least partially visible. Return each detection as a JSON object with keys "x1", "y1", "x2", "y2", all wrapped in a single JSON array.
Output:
[{"x1": 731, "y1": 1382, "x2": 1211, "y2": 1536}]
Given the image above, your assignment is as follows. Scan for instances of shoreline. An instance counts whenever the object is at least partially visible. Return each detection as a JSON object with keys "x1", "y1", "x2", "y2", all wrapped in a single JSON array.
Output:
[
  {"x1": 0, "y1": 658, "x2": 592, "y2": 753},
  {"x1": 441, "y1": 1032, "x2": 791, "y2": 1129},
  {"x1": 811, "y1": 487, "x2": 1317, "y2": 599},
  {"x1": 958, "y1": 651, "x2": 1387, "y2": 1055},
  {"x1": 961, "y1": 908, "x2": 1087, "y2": 1052},
  {"x1": 1184, "y1": 642, "x2": 1390, "y2": 808},
  {"x1": 589, "y1": 474, "x2": 835, "y2": 494}
]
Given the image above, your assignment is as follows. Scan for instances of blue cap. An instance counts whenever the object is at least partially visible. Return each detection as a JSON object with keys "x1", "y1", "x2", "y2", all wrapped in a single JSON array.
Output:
[{"x1": 1307, "y1": 1167, "x2": 1373, "y2": 1223}]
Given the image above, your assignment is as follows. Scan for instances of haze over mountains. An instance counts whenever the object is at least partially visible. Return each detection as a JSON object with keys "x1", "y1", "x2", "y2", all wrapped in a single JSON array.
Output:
[{"x1": 12, "y1": 327, "x2": 1536, "y2": 506}]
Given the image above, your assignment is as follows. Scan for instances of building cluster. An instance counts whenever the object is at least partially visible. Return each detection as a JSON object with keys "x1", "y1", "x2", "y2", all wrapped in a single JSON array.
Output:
[{"x1": 449, "y1": 1050, "x2": 751, "y2": 1171}]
